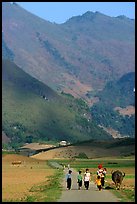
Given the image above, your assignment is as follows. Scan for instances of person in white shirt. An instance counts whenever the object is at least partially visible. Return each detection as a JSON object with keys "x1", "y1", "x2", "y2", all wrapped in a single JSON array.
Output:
[{"x1": 84, "y1": 168, "x2": 91, "y2": 190}]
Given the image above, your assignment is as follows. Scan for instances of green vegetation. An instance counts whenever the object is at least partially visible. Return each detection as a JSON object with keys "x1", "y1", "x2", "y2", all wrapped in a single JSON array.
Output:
[
  {"x1": 51, "y1": 157, "x2": 135, "y2": 202},
  {"x1": 24, "y1": 169, "x2": 63, "y2": 202},
  {"x1": 74, "y1": 152, "x2": 88, "y2": 159},
  {"x1": 37, "y1": 36, "x2": 78, "y2": 75},
  {"x1": 112, "y1": 188, "x2": 135, "y2": 202},
  {"x1": 2, "y1": 60, "x2": 112, "y2": 149},
  {"x1": 95, "y1": 72, "x2": 135, "y2": 108},
  {"x1": 54, "y1": 158, "x2": 135, "y2": 170},
  {"x1": 91, "y1": 72, "x2": 135, "y2": 137},
  {"x1": 2, "y1": 150, "x2": 16, "y2": 155}
]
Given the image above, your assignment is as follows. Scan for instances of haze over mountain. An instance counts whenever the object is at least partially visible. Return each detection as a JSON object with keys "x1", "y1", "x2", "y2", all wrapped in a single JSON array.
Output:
[
  {"x1": 2, "y1": 2, "x2": 135, "y2": 102},
  {"x1": 2, "y1": 2, "x2": 135, "y2": 148},
  {"x1": 2, "y1": 59, "x2": 112, "y2": 148}
]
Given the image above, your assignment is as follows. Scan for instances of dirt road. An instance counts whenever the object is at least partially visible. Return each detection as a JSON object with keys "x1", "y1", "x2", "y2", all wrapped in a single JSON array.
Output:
[{"x1": 57, "y1": 168, "x2": 120, "y2": 202}]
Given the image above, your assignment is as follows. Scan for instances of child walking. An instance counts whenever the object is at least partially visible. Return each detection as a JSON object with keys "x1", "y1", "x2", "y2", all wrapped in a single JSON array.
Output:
[
  {"x1": 84, "y1": 168, "x2": 91, "y2": 190},
  {"x1": 77, "y1": 170, "x2": 83, "y2": 190},
  {"x1": 95, "y1": 175, "x2": 102, "y2": 191},
  {"x1": 66, "y1": 170, "x2": 72, "y2": 190}
]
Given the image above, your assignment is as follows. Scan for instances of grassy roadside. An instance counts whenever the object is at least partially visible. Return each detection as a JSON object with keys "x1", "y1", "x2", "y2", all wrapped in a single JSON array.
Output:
[
  {"x1": 24, "y1": 169, "x2": 63, "y2": 202},
  {"x1": 2, "y1": 154, "x2": 134, "y2": 202},
  {"x1": 51, "y1": 158, "x2": 135, "y2": 202},
  {"x1": 2, "y1": 153, "x2": 64, "y2": 202},
  {"x1": 109, "y1": 188, "x2": 135, "y2": 202},
  {"x1": 2, "y1": 169, "x2": 63, "y2": 202}
]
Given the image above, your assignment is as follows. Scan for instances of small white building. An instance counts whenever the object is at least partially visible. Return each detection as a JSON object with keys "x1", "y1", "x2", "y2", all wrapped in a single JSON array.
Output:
[{"x1": 59, "y1": 140, "x2": 67, "y2": 146}]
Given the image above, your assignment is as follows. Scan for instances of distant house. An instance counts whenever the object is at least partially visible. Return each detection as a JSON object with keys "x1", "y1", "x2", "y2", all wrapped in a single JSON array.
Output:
[
  {"x1": 59, "y1": 140, "x2": 67, "y2": 146},
  {"x1": 42, "y1": 95, "x2": 49, "y2": 100}
]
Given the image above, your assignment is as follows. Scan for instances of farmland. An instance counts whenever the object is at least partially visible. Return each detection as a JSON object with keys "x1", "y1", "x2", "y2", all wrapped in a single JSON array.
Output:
[
  {"x1": 2, "y1": 153, "x2": 59, "y2": 202},
  {"x1": 2, "y1": 139, "x2": 135, "y2": 202},
  {"x1": 51, "y1": 157, "x2": 135, "y2": 202}
]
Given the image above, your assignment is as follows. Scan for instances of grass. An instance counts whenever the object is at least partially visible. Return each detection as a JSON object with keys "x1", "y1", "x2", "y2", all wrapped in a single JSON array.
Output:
[
  {"x1": 52, "y1": 158, "x2": 135, "y2": 170},
  {"x1": 2, "y1": 150, "x2": 135, "y2": 202},
  {"x1": 2, "y1": 150, "x2": 17, "y2": 155},
  {"x1": 24, "y1": 169, "x2": 63, "y2": 202},
  {"x1": 111, "y1": 188, "x2": 135, "y2": 202},
  {"x1": 2, "y1": 153, "x2": 63, "y2": 202},
  {"x1": 50, "y1": 158, "x2": 135, "y2": 202}
]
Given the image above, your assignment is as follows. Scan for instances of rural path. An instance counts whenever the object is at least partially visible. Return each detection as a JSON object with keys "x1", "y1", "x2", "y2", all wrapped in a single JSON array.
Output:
[{"x1": 57, "y1": 168, "x2": 121, "y2": 202}]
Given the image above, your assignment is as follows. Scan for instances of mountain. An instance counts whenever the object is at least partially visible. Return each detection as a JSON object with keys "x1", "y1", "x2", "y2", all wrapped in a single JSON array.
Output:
[
  {"x1": 94, "y1": 72, "x2": 135, "y2": 108},
  {"x1": 2, "y1": 59, "x2": 112, "y2": 148},
  {"x1": 2, "y1": 2, "x2": 135, "y2": 101},
  {"x1": 2, "y1": 33, "x2": 15, "y2": 61},
  {"x1": 90, "y1": 72, "x2": 135, "y2": 137}
]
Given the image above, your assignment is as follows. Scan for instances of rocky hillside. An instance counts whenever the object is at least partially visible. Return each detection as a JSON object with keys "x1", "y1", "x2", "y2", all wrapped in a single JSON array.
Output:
[{"x1": 2, "y1": 2, "x2": 135, "y2": 101}]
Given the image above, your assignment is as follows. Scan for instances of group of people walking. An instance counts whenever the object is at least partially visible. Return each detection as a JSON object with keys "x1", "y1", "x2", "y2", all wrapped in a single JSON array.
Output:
[{"x1": 66, "y1": 164, "x2": 107, "y2": 191}]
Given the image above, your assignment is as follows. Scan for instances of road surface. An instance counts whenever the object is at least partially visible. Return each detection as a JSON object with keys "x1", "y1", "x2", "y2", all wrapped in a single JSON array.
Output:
[{"x1": 57, "y1": 168, "x2": 121, "y2": 202}]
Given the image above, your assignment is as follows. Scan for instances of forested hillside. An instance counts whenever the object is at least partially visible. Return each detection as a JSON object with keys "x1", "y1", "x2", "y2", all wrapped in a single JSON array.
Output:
[
  {"x1": 2, "y1": 59, "x2": 112, "y2": 149},
  {"x1": 90, "y1": 72, "x2": 135, "y2": 137}
]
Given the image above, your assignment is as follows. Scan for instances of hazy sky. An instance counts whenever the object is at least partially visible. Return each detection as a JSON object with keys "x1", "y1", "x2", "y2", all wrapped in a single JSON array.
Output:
[{"x1": 17, "y1": 2, "x2": 135, "y2": 24}]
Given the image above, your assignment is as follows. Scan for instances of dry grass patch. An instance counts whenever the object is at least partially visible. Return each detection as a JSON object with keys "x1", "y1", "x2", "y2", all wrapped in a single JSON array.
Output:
[
  {"x1": 114, "y1": 106, "x2": 135, "y2": 116},
  {"x1": 2, "y1": 154, "x2": 55, "y2": 201}
]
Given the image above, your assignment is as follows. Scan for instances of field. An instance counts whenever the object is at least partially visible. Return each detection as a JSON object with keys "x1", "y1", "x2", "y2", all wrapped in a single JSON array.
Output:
[
  {"x1": 54, "y1": 157, "x2": 135, "y2": 202},
  {"x1": 2, "y1": 139, "x2": 135, "y2": 202},
  {"x1": 2, "y1": 153, "x2": 56, "y2": 202},
  {"x1": 31, "y1": 139, "x2": 135, "y2": 160}
]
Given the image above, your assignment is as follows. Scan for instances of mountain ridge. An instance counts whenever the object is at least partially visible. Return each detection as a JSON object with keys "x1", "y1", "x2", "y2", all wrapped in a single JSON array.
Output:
[{"x1": 2, "y1": 2, "x2": 135, "y2": 101}]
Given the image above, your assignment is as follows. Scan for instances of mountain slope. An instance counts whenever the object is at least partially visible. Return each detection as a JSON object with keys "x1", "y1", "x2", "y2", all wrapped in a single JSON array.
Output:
[
  {"x1": 2, "y1": 2, "x2": 135, "y2": 100},
  {"x1": 94, "y1": 72, "x2": 135, "y2": 108},
  {"x1": 90, "y1": 72, "x2": 135, "y2": 137},
  {"x1": 2, "y1": 59, "x2": 112, "y2": 148},
  {"x1": 2, "y1": 33, "x2": 14, "y2": 61}
]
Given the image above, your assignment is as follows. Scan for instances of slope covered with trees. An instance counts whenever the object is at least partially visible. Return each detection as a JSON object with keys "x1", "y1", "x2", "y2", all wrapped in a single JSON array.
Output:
[
  {"x1": 90, "y1": 72, "x2": 135, "y2": 137},
  {"x1": 2, "y1": 59, "x2": 112, "y2": 149}
]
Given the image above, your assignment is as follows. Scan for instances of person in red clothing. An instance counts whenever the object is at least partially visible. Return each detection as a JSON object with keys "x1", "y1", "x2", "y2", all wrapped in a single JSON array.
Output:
[{"x1": 97, "y1": 164, "x2": 105, "y2": 187}]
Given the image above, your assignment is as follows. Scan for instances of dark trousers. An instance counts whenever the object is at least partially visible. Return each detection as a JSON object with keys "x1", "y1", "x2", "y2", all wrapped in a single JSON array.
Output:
[
  {"x1": 84, "y1": 181, "x2": 89, "y2": 190},
  {"x1": 67, "y1": 178, "x2": 71, "y2": 189},
  {"x1": 101, "y1": 177, "x2": 105, "y2": 186},
  {"x1": 97, "y1": 185, "x2": 102, "y2": 191},
  {"x1": 78, "y1": 180, "x2": 82, "y2": 188}
]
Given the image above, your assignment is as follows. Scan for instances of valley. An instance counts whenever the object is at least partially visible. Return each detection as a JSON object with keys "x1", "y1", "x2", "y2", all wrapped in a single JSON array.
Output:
[
  {"x1": 2, "y1": 2, "x2": 135, "y2": 202},
  {"x1": 2, "y1": 138, "x2": 135, "y2": 202}
]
